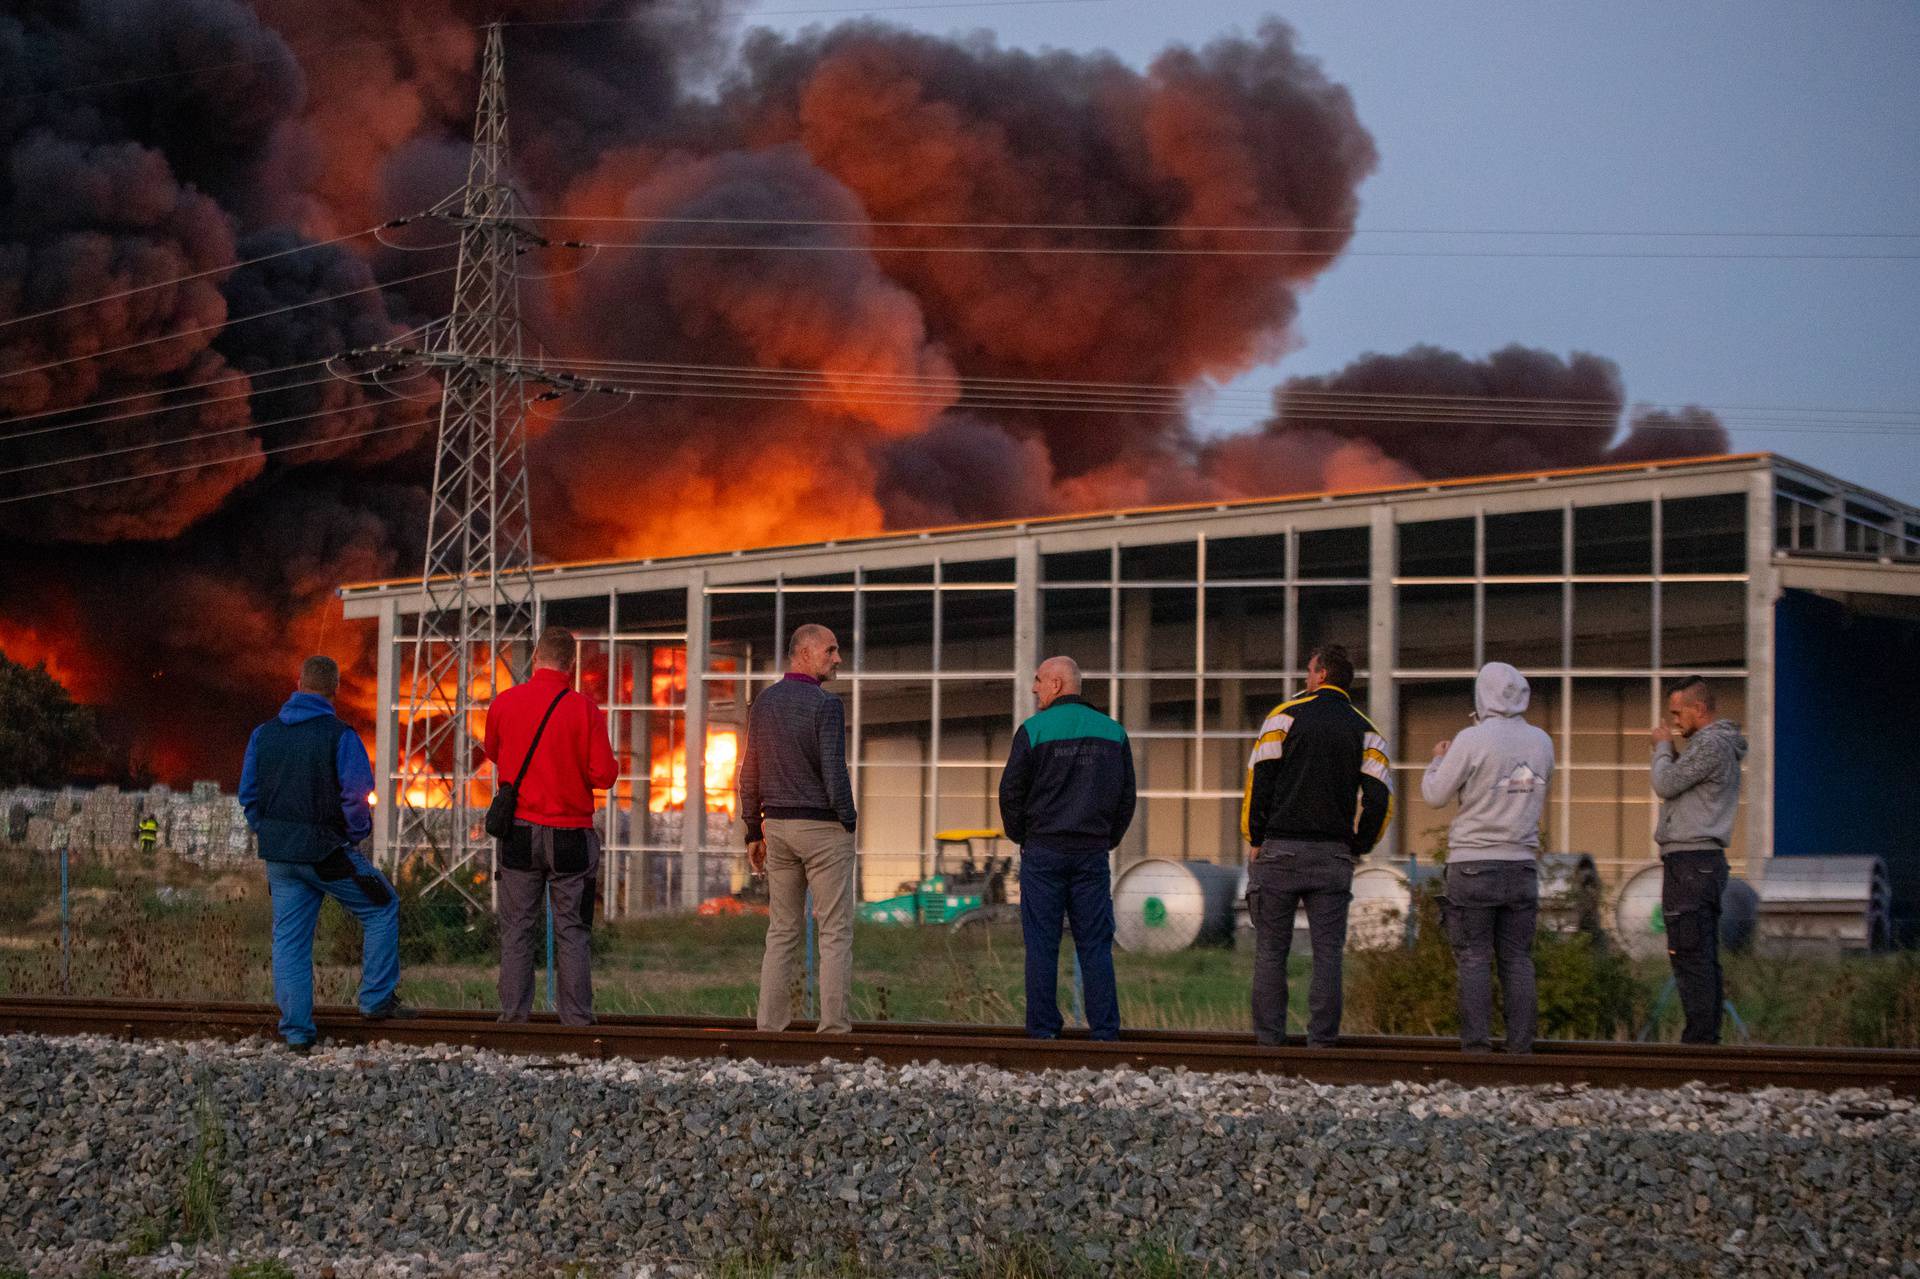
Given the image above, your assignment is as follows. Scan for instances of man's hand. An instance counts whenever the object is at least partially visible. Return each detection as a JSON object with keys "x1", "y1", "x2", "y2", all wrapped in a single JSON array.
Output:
[
  {"x1": 1432, "y1": 738, "x2": 1450, "y2": 760},
  {"x1": 1651, "y1": 722, "x2": 1672, "y2": 748},
  {"x1": 747, "y1": 839, "x2": 767, "y2": 874}
]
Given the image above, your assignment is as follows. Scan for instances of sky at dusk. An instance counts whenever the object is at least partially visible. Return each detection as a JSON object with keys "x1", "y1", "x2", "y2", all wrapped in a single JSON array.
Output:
[{"x1": 752, "y1": 0, "x2": 1920, "y2": 500}]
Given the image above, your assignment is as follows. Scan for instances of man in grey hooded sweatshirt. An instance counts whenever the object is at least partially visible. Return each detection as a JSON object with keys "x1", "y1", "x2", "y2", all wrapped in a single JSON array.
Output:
[
  {"x1": 1652, "y1": 676, "x2": 1748, "y2": 1045},
  {"x1": 1422, "y1": 662, "x2": 1555, "y2": 1053}
]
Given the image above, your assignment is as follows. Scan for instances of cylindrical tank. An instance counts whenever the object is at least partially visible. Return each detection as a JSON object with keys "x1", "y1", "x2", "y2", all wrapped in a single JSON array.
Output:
[
  {"x1": 1537, "y1": 853, "x2": 1604, "y2": 935},
  {"x1": 1114, "y1": 858, "x2": 1240, "y2": 953},
  {"x1": 1612, "y1": 863, "x2": 1760, "y2": 958},
  {"x1": 1756, "y1": 855, "x2": 1893, "y2": 952},
  {"x1": 1345, "y1": 862, "x2": 1445, "y2": 949}
]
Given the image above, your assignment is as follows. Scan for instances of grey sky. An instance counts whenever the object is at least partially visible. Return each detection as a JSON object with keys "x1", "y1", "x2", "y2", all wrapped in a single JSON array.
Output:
[{"x1": 747, "y1": 1, "x2": 1920, "y2": 501}]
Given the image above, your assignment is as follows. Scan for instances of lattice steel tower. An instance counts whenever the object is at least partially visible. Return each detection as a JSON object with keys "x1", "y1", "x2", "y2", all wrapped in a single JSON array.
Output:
[{"x1": 393, "y1": 24, "x2": 540, "y2": 903}]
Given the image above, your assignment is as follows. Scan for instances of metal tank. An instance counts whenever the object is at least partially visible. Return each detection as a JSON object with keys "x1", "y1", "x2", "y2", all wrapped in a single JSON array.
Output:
[
  {"x1": 1756, "y1": 855, "x2": 1893, "y2": 952},
  {"x1": 1114, "y1": 858, "x2": 1240, "y2": 953},
  {"x1": 1612, "y1": 863, "x2": 1760, "y2": 959}
]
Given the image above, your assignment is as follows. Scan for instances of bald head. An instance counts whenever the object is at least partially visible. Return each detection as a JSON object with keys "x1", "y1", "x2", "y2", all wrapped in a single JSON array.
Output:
[
  {"x1": 1032, "y1": 655, "x2": 1082, "y2": 710},
  {"x1": 787, "y1": 623, "x2": 842, "y2": 681}
]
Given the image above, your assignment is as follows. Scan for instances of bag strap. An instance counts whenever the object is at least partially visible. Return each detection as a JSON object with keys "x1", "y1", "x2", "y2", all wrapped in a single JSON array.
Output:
[{"x1": 511, "y1": 688, "x2": 571, "y2": 791}]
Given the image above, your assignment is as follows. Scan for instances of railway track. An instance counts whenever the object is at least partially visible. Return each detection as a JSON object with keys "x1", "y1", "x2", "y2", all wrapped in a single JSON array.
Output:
[{"x1": 2, "y1": 995, "x2": 1915, "y2": 1094}]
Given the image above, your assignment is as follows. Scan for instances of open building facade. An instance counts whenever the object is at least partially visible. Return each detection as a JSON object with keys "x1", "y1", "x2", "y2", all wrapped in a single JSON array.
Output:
[{"x1": 341, "y1": 453, "x2": 1920, "y2": 938}]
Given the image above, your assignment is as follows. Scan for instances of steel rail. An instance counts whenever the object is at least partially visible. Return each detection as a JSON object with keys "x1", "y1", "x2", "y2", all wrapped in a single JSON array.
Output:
[{"x1": 1, "y1": 996, "x2": 1914, "y2": 1094}]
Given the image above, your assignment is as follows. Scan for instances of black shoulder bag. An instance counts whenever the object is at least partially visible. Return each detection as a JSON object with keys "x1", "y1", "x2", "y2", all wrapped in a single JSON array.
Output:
[{"x1": 484, "y1": 688, "x2": 570, "y2": 840}]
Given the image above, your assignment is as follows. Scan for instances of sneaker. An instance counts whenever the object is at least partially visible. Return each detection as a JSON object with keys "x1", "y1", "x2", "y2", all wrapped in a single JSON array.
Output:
[
  {"x1": 362, "y1": 997, "x2": 420, "y2": 1021},
  {"x1": 286, "y1": 1040, "x2": 316, "y2": 1056}
]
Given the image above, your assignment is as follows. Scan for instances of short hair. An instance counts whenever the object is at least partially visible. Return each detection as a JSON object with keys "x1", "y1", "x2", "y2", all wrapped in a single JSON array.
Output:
[
  {"x1": 1666, "y1": 675, "x2": 1715, "y2": 711},
  {"x1": 1307, "y1": 644, "x2": 1354, "y2": 690},
  {"x1": 788, "y1": 623, "x2": 835, "y2": 660},
  {"x1": 1036, "y1": 655, "x2": 1082, "y2": 691},
  {"x1": 298, "y1": 655, "x2": 340, "y2": 697},
  {"x1": 532, "y1": 627, "x2": 576, "y2": 671}
]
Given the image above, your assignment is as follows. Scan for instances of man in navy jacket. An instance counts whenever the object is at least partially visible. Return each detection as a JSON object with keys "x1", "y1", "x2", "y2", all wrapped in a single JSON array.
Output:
[
  {"x1": 999, "y1": 656, "x2": 1136, "y2": 1040},
  {"x1": 239, "y1": 656, "x2": 410, "y2": 1052}
]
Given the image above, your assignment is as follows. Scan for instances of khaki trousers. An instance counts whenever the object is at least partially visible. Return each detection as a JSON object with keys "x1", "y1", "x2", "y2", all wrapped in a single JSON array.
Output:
[{"x1": 756, "y1": 818, "x2": 856, "y2": 1034}]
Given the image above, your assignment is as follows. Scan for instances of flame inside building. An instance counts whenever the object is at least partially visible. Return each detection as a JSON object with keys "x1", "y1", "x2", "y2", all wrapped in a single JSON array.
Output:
[{"x1": 646, "y1": 647, "x2": 739, "y2": 820}]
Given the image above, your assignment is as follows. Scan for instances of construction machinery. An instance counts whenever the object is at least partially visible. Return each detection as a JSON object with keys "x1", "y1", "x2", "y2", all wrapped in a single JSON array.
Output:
[{"x1": 858, "y1": 829, "x2": 1017, "y2": 929}]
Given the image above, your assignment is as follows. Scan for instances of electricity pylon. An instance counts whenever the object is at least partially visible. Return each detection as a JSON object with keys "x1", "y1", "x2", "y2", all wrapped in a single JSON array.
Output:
[{"x1": 390, "y1": 23, "x2": 540, "y2": 904}]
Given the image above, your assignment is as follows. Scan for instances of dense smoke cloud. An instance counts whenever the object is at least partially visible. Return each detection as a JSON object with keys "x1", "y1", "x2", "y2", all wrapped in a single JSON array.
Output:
[{"x1": 0, "y1": 3, "x2": 1729, "y2": 783}]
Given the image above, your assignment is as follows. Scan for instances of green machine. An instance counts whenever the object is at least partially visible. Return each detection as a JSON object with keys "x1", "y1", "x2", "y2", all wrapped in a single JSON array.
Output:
[{"x1": 857, "y1": 829, "x2": 1017, "y2": 929}]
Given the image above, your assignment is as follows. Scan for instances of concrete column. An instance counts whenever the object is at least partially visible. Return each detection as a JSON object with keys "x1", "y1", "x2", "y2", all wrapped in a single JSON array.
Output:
[
  {"x1": 1012, "y1": 537, "x2": 1040, "y2": 724},
  {"x1": 1367, "y1": 507, "x2": 1399, "y2": 857},
  {"x1": 1117, "y1": 588, "x2": 1152, "y2": 867},
  {"x1": 1745, "y1": 470, "x2": 1778, "y2": 878},
  {"x1": 373, "y1": 598, "x2": 397, "y2": 867},
  {"x1": 681, "y1": 570, "x2": 709, "y2": 909}
]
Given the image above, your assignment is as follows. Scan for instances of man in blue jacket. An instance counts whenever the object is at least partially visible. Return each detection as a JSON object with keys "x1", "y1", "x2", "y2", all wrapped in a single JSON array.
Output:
[
  {"x1": 239, "y1": 656, "x2": 411, "y2": 1052},
  {"x1": 999, "y1": 656, "x2": 1136, "y2": 1041}
]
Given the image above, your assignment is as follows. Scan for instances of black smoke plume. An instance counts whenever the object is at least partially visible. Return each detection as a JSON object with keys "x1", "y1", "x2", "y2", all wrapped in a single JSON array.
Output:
[{"x1": 0, "y1": 4, "x2": 1728, "y2": 783}]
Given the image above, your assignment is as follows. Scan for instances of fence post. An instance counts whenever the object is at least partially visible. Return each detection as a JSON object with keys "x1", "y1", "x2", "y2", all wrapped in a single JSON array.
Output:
[
  {"x1": 59, "y1": 842, "x2": 71, "y2": 997},
  {"x1": 545, "y1": 885, "x2": 557, "y2": 1013},
  {"x1": 804, "y1": 888, "x2": 817, "y2": 1021}
]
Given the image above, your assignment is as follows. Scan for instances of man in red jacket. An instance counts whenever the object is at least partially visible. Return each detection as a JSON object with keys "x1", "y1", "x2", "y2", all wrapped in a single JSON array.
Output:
[{"x1": 482, "y1": 626, "x2": 617, "y2": 1025}]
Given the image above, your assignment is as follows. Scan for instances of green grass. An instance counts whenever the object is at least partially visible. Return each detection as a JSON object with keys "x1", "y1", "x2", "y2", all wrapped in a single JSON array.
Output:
[{"x1": 3, "y1": 853, "x2": 1916, "y2": 1045}]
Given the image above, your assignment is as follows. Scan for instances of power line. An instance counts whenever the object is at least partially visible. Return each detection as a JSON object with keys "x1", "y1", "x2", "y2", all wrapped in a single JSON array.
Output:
[
  {"x1": 0, "y1": 265, "x2": 454, "y2": 386},
  {"x1": 0, "y1": 389, "x2": 438, "y2": 480},
  {"x1": 0, "y1": 416, "x2": 437, "y2": 509},
  {"x1": 2, "y1": 358, "x2": 334, "y2": 436},
  {"x1": 0, "y1": 224, "x2": 402, "y2": 333},
  {"x1": 519, "y1": 354, "x2": 1920, "y2": 423},
  {"x1": 512, "y1": 370, "x2": 1920, "y2": 437},
  {"x1": 524, "y1": 212, "x2": 1920, "y2": 240},
  {"x1": 551, "y1": 236, "x2": 1920, "y2": 261}
]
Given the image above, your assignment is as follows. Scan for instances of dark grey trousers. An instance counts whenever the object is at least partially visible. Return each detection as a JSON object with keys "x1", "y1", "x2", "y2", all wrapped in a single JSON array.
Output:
[
  {"x1": 1445, "y1": 859, "x2": 1539, "y2": 1053},
  {"x1": 1662, "y1": 849, "x2": 1729, "y2": 1045},
  {"x1": 498, "y1": 823, "x2": 601, "y2": 1026},
  {"x1": 1247, "y1": 839, "x2": 1354, "y2": 1046}
]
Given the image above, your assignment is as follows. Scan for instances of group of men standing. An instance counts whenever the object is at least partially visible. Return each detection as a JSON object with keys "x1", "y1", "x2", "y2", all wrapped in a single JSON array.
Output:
[{"x1": 242, "y1": 622, "x2": 1744, "y2": 1053}]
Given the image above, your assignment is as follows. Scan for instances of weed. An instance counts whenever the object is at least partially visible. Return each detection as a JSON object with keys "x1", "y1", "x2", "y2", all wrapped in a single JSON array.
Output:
[
  {"x1": 962, "y1": 1236, "x2": 1211, "y2": 1278},
  {"x1": 229, "y1": 1261, "x2": 297, "y2": 1279},
  {"x1": 178, "y1": 1077, "x2": 226, "y2": 1244},
  {"x1": 124, "y1": 1213, "x2": 170, "y2": 1255}
]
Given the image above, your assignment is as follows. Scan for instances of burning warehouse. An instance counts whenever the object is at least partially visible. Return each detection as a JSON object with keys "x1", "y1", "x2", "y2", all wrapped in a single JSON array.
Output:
[{"x1": 341, "y1": 451, "x2": 1920, "y2": 942}]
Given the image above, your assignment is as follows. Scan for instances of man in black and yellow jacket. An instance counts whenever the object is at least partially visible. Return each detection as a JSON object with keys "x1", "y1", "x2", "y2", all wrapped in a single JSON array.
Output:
[
  {"x1": 999, "y1": 656, "x2": 1136, "y2": 1041},
  {"x1": 1241, "y1": 643, "x2": 1393, "y2": 1046}
]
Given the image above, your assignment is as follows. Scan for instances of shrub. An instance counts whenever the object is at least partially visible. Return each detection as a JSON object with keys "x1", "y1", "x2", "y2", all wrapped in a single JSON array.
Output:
[
  {"x1": 1533, "y1": 932, "x2": 1637, "y2": 1040},
  {"x1": 1345, "y1": 881, "x2": 1638, "y2": 1040},
  {"x1": 1846, "y1": 949, "x2": 1920, "y2": 1048}
]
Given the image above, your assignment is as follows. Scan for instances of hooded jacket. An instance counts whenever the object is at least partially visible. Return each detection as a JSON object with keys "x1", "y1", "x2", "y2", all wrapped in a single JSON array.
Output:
[
  {"x1": 1419, "y1": 663, "x2": 1556, "y2": 862},
  {"x1": 238, "y1": 691, "x2": 374, "y2": 863},
  {"x1": 1652, "y1": 717, "x2": 1748, "y2": 855}
]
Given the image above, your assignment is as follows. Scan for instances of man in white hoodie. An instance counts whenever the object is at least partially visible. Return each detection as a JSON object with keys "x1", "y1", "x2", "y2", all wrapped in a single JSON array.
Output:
[{"x1": 1421, "y1": 662, "x2": 1555, "y2": 1054}]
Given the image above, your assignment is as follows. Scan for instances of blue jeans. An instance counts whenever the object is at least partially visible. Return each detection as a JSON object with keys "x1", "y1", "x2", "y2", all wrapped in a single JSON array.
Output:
[
  {"x1": 1019, "y1": 847, "x2": 1119, "y2": 1041},
  {"x1": 266, "y1": 851, "x2": 400, "y2": 1045}
]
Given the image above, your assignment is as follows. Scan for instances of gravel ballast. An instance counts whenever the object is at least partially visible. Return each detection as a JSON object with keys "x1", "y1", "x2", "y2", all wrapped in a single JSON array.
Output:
[{"x1": 2, "y1": 1033, "x2": 1916, "y2": 1277}]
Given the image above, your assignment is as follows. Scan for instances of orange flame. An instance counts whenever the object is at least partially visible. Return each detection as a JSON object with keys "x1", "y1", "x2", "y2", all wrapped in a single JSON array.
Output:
[{"x1": 648, "y1": 729, "x2": 741, "y2": 818}]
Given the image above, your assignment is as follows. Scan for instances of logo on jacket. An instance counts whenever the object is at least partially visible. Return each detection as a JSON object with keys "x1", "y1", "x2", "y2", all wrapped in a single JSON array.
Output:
[{"x1": 1495, "y1": 764, "x2": 1543, "y2": 794}]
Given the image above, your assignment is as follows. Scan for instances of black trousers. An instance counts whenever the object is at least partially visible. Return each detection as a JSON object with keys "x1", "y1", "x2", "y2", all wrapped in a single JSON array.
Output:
[{"x1": 1661, "y1": 849, "x2": 1728, "y2": 1045}]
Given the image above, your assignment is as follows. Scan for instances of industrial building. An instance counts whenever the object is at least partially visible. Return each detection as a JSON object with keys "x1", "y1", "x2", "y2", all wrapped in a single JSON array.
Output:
[{"x1": 340, "y1": 452, "x2": 1920, "y2": 939}]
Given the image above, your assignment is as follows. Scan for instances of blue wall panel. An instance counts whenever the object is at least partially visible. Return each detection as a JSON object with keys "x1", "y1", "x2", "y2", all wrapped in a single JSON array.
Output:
[{"x1": 1774, "y1": 589, "x2": 1920, "y2": 941}]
